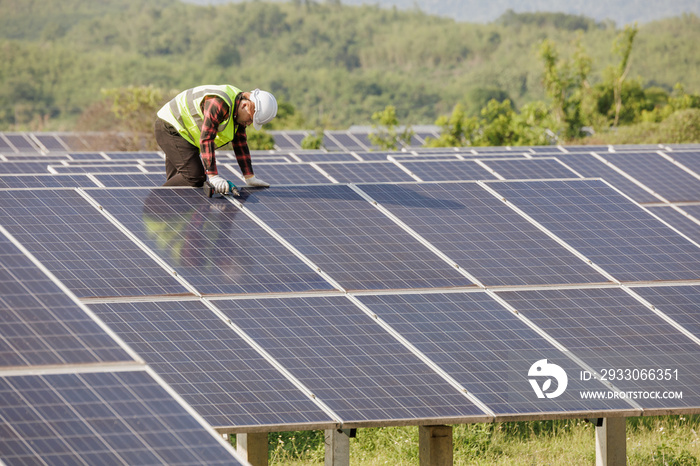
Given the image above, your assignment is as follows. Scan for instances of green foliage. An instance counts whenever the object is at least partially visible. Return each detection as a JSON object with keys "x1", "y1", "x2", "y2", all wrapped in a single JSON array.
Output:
[
  {"x1": 301, "y1": 129, "x2": 324, "y2": 149},
  {"x1": 101, "y1": 85, "x2": 171, "y2": 133},
  {"x1": 246, "y1": 129, "x2": 276, "y2": 150},
  {"x1": 368, "y1": 105, "x2": 413, "y2": 150},
  {"x1": 497, "y1": 9, "x2": 602, "y2": 31}
]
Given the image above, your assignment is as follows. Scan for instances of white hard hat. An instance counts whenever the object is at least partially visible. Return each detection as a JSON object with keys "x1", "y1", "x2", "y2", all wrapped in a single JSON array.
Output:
[{"x1": 250, "y1": 89, "x2": 278, "y2": 130}]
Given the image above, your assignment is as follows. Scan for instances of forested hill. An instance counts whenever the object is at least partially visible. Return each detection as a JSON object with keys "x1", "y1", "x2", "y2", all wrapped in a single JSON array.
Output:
[{"x1": 1, "y1": 0, "x2": 699, "y2": 130}]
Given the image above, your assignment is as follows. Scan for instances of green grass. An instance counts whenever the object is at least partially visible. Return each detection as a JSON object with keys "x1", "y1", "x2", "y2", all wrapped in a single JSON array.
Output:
[{"x1": 244, "y1": 416, "x2": 700, "y2": 465}]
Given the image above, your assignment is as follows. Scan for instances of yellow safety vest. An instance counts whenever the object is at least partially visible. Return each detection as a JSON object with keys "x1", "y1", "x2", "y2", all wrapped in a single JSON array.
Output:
[{"x1": 157, "y1": 84, "x2": 241, "y2": 147}]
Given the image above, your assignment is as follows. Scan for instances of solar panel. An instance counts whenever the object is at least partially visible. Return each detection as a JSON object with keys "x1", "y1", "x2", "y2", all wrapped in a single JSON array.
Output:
[
  {"x1": 0, "y1": 135, "x2": 15, "y2": 152},
  {"x1": 528, "y1": 146, "x2": 565, "y2": 154},
  {"x1": 0, "y1": 371, "x2": 242, "y2": 465},
  {"x1": 644, "y1": 205, "x2": 700, "y2": 244},
  {"x1": 315, "y1": 161, "x2": 416, "y2": 183},
  {"x1": 215, "y1": 296, "x2": 486, "y2": 423},
  {"x1": 224, "y1": 162, "x2": 331, "y2": 185},
  {"x1": 33, "y1": 134, "x2": 67, "y2": 151},
  {"x1": 496, "y1": 288, "x2": 700, "y2": 411},
  {"x1": 354, "y1": 151, "x2": 402, "y2": 161},
  {"x1": 327, "y1": 132, "x2": 367, "y2": 151},
  {"x1": 479, "y1": 158, "x2": 581, "y2": 179},
  {"x1": 49, "y1": 164, "x2": 147, "y2": 174},
  {"x1": 66, "y1": 152, "x2": 108, "y2": 161},
  {"x1": 599, "y1": 151, "x2": 700, "y2": 202},
  {"x1": 293, "y1": 152, "x2": 359, "y2": 162},
  {"x1": 86, "y1": 188, "x2": 334, "y2": 295},
  {"x1": 321, "y1": 134, "x2": 345, "y2": 151},
  {"x1": 0, "y1": 234, "x2": 132, "y2": 366},
  {"x1": 88, "y1": 300, "x2": 334, "y2": 429},
  {"x1": 552, "y1": 153, "x2": 660, "y2": 203},
  {"x1": 356, "y1": 292, "x2": 631, "y2": 416},
  {"x1": 563, "y1": 145, "x2": 611, "y2": 153},
  {"x1": 104, "y1": 152, "x2": 163, "y2": 161},
  {"x1": 395, "y1": 159, "x2": 496, "y2": 181},
  {"x1": 0, "y1": 189, "x2": 190, "y2": 298},
  {"x1": 358, "y1": 183, "x2": 609, "y2": 287},
  {"x1": 241, "y1": 185, "x2": 474, "y2": 291},
  {"x1": 270, "y1": 132, "x2": 300, "y2": 150},
  {"x1": 93, "y1": 173, "x2": 165, "y2": 187},
  {"x1": 58, "y1": 135, "x2": 91, "y2": 151},
  {"x1": 4, "y1": 134, "x2": 40, "y2": 153},
  {"x1": 0, "y1": 174, "x2": 95, "y2": 189},
  {"x1": 632, "y1": 285, "x2": 700, "y2": 339},
  {"x1": 0, "y1": 162, "x2": 54, "y2": 174},
  {"x1": 664, "y1": 150, "x2": 700, "y2": 178},
  {"x1": 488, "y1": 179, "x2": 700, "y2": 283}
]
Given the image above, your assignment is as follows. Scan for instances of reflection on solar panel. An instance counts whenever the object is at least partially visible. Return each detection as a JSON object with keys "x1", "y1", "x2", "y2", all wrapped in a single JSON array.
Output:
[
  {"x1": 488, "y1": 179, "x2": 700, "y2": 282},
  {"x1": 632, "y1": 285, "x2": 700, "y2": 339},
  {"x1": 480, "y1": 158, "x2": 581, "y2": 179},
  {"x1": 224, "y1": 162, "x2": 331, "y2": 185},
  {"x1": 88, "y1": 300, "x2": 333, "y2": 429},
  {"x1": 496, "y1": 288, "x2": 700, "y2": 410},
  {"x1": 358, "y1": 183, "x2": 609, "y2": 287},
  {"x1": 552, "y1": 153, "x2": 660, "y2": 203},
  {"x1": 357, "y1": 292, "x2": 630, "y2": 416},
  {"x1": 216, "y1": 296, "x2": 486, "y2": 423},
  {"x1": 241, "y1": 185, "x2": 474, "y2": 291},
  {"x1": 315, "y1": 161, "x2": 416, "y2": 183},
  {"x1": 0, "y1": 234, "x2": 132, "y2": 366},
  {"x1": 599, "y1": 152, "x2": 700, "y2": 202},
  {"x1": 0, "y1": 190, "x2": 190, "y2": 298},
  {"x1": 0, "y1": 371, "x2": 242, "y2": 465},
  {"x1": 396, "y1": 159, "x2": 495, "y2": 181},
  {"x1": 87, "y1": 188, "x2": 334, "y2": 295},
  {"x1": 0, "y1": 174, "x2": 94, "y2": 189}
]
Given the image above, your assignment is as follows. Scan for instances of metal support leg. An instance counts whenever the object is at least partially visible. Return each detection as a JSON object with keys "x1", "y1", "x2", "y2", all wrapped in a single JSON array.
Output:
[
  {"x1": 419, "y1": 425, "x2": 453, "y2": 466},
  {"x1": 325, "y1": 428, "x2": 351, "y2": 466},
  {"x1": 595, "y1": 417, "x2": 626, "y2": 466},
  {"x1": 236, "y1": 432, "x2": 268, "y2": 466}
]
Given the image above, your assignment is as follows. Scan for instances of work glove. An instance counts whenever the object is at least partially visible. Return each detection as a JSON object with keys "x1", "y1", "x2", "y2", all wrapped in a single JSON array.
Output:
[
  {"x1": 208, "y1": 174, "x2": 236, "y2": 194},
  {"x1": 246, "y1": 175, "x2": 270, "y2": 188}
]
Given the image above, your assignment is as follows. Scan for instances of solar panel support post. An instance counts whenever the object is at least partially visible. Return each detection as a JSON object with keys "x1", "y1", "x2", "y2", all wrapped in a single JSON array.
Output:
[
  {"x1": 419, "y1": 425, "x2": 453, "y2": 466},
  {"x1": 595, "y1": 417, "x2": 626, "y2": 466},
  {"x1": 325, "y1": 428, "x2": 351, "y2": 466},
  {"x1": 236, "y1": 432, "x2": 268, "y2": 466}
]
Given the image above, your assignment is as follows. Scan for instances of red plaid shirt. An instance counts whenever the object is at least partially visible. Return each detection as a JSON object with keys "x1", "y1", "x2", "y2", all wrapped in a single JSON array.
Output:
[{"x1": 200, "y1": 96, "x2": 253, "y2": 177}]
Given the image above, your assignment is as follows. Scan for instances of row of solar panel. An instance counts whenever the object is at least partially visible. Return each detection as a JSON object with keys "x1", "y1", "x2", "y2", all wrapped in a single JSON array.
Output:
[
  {"x1": 0, "y1": 131, "x2": 689, "y2": 154},
  {"x1": 3, "y1": 220, "x2": 700, "y2": 435}
]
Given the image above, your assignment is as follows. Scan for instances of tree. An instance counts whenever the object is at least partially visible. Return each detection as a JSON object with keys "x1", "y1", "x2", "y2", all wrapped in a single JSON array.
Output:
[
  {"x1": 610, "y1": 24, "x2": 639, "y2": 127},
  {"x1": 368, "y1": 105, "x2": 413, "y2": 150}
]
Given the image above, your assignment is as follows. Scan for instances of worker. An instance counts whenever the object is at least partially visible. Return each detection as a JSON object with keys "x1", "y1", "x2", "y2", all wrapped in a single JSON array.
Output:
[{"x1": 154, "y1": 85, "x2": 277, "y2": 194}]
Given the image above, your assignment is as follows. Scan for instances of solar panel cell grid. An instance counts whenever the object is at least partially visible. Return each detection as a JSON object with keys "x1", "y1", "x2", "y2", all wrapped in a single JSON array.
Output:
[
  {"x1": 315, "y1": 161, "x2": 416, "y2": 183},
  {"x1": 0, "y1": 371, "x2": 242, "y2": 465},
  {"x1": 224, "y1": 162, "x2": 331, "y2": 185},
  {"x1": 0, "y1": 175, "x2": 95, "y2": 189},
  {"x1": 644, "y1": 206, "x2": 700, "y2": 244},
  {"x1": 488, "y1": 179, "x2": 700, "y2": 283},
  {"x1": 88, "y1": 300, "x2": 333, "y2": 428},
  {"x1": 496, "y1": 288, "x2": 700, "y2": 410},
  {"x1": 479, "y1": 158, "x2": 581, "y2": 179},
  {"x1": 357, "y1": 183, "x2": 610, "y2": 287},
  {"x1": 86, "y1": 188, "x2": 334, "y2": 295},
  {"x1": 241, "y1": 185, "x2": 474, "y2": 291},
  {"x1": 396, "y1": 159, "x2": 495, "y2": 181},
  {"x1": 0, "y1": 189, "x2": 190, "y2": 298},
  {"x1": 216, "y1": 296, "x2": 486, "y2": 422}
]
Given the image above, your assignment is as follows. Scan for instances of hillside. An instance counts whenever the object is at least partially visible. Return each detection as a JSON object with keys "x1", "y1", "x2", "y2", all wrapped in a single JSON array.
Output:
[{"x1": 0, "y1": 0, "x2": 699, "y2": 131}]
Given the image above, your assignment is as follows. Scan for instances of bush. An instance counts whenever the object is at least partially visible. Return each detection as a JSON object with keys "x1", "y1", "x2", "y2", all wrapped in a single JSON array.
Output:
[{"x1": 658, "y1": 108, "x2": 700, "y2": 143}]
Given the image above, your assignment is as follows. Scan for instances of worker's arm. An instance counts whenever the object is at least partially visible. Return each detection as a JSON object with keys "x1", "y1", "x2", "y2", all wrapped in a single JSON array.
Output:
[{"x1": 232, "y1": 127, "x2": 270, "y2": 187}]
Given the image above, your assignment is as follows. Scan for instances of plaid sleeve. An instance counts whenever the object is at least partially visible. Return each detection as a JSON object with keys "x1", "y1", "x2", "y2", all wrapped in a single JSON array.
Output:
[
  {"x1": 232, "y1": 126, "x2": 254, "y2": 177},
  {"x1": 200, "y1": 97, "x2": 230, "y2": 176}
]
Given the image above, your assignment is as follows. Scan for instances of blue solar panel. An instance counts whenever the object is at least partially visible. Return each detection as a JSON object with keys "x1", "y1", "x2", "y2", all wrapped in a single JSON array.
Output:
[
  {"x1": 50, "y1": 164, "x2": 147, "y2": 174},
  {"x1": 216, "y1": 296, "x2": 486, "y2": 423},
  {"x1": 0, "y1": 162, "x2": 54, "y2": 174},
  {"x1": 358, "y1": 183, "x2": 610, "y2": 287},
  {"x1": 488, "y1": 179, "x2": 700, "y2": 282},
  {"x1": 665, "y1": 150, "x2": 700, "y2": 178},
  {"x1": 0, "y1": 174, "x2": 94, "y2": 188},
  {"x1": 293, "y1": 152, "x2": 359, "y2": 162},
  {"x1": 224, "y1": 162, "x2": 331, "y2": 185},
  {"x1": 328, "y1": 132, "x2": 367, "y2": 151},
  {"x1": 89, "y1": 300, "x2": 334, "y2": 428},
  {"x1": 396, "y1": 160, "x2": 496, "y2": 181},
  {"x1": 242, "y1": 185, "x2": 474, "y2": 291},
  {"x1": 0, "y1": 190, "x2": 190, "y2": 298},
  {"x1": 34, "y1": 134, "x2": 67, "y2": 151},
  {"x1": 59, "y1": 135, "x2": 90, "y2": 151},
  {"x1": 563, "y1": 145, "x2": 611, "y2": 153},
  {"x1": 5, "y1": 134, "x2": 40, "y2": 153},
  {"x1": 497, "y1": 288, "x2": 700, "y2": 410},
  {"x1": 87, "y1": 188, "x2": 334, "y2": 295},
  {"x1": 528, "y1": 146, "x2": 566, "y2": 154},
  {"x1": 357, "y1": 292, "x2": 630, "y2": 416},
  {"x1": 0, "y1": 371, "x2": 242, "y2": 465},
  {"x1": 552, "y1": 153, "x2": 660, "y2": 203},
  {"x1": 599, "y1": 152, "x2": 700, "y2": 202},
  {"x1": 480, "y1": 158, "x2": 581, "y2": 179},
  {"x1": 315, "y1": 161, "x2": 416, "y2": 183},
  {"x1": 0, "y1": 234, "x2": 132, "y2": 366},
  {"x1": 645, "y1": 206, "x2": 700, "y2": 244},
  {"x1": 105, "y1": 152, "x2": 163, "y2": 161},
  {"x1": 632, "y1": 285, "x2": 700, "y2": 338},
  {"x1": 93, "y1": 173, "x2": 165, "y2": 187},
  {"x1": 67, "y1": 152, "x2": 108, "y2": 161}
]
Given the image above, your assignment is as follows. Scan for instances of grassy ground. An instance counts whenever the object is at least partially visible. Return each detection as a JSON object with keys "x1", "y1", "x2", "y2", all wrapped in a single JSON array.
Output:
[{"x1": 252, "y1": 416, "x2": 700, "y2": 465}]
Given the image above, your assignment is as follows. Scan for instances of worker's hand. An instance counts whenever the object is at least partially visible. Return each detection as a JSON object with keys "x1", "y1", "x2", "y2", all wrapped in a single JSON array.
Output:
[
  {"x1": 208, "y1": 174, "x2": 233, "y2": 194},
  {"x1": 245, "y1": 175, "x2": 270, "y2": 188}
]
